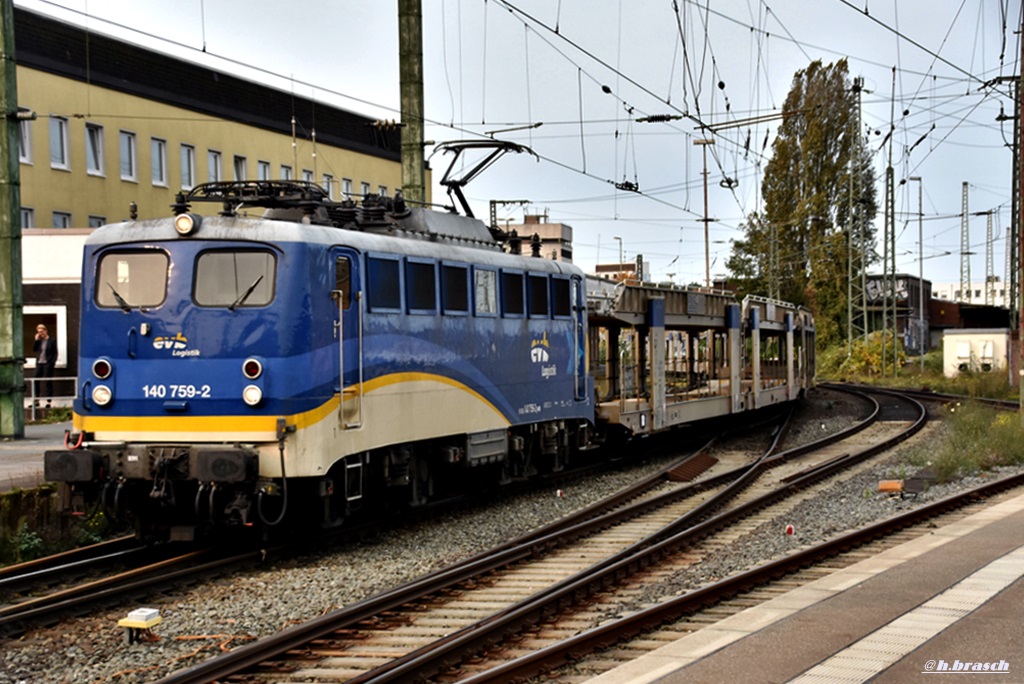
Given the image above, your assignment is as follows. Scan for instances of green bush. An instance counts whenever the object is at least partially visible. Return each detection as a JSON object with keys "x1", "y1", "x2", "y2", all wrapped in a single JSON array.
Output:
[
  {"x1": 817, "y1": 331, "x2": 905, "y2": 380},
  {"x1": 907, "y1": 402, "x2": 1024, "y2": 482}
]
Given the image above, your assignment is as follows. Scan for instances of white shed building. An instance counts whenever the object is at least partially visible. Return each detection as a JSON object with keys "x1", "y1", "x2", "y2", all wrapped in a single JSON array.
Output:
[{"x1": 941, "y1": 328, "x2": 1012, "y2": 380}]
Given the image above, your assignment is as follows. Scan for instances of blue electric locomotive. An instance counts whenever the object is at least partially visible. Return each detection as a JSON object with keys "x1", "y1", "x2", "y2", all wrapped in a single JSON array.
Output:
[{"x1": 45, "y1": 180, "x2": 594, "y2": 537}]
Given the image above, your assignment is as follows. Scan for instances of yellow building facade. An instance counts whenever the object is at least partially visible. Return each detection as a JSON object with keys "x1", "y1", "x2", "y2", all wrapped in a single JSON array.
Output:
[
  {"x1": 17, "y1": 68, "x2": 409, "y2": 227},
  {"x1": 14, "y1": 6, "x2": 420, "y2": 229},
  {"x1": 15, "y1": 6, "x2": 423, "y2": 394}
]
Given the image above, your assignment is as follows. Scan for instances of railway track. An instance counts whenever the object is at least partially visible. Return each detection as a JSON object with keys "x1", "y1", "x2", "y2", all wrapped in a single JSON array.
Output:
[
  {"x1": 0, "y1": 541, "x2": 269, "y2": 636},
  {"x1": 155, "y1": 387, "x2": 921, "y2": 683},
  {"x1": 823, "y1": 381, "x2": 1018, "y2": 411},
  {"x1": 0, "y1": 535, "x2": 139, "y2": 595},
  {"x1": 480, "y1": 470, "x2": 1024, "y2": 683}
]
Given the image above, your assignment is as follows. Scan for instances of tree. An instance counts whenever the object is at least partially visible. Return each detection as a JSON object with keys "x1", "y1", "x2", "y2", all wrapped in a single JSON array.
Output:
[{"x1": 727, "y1": 59, "x2": 877, "y2": 348}]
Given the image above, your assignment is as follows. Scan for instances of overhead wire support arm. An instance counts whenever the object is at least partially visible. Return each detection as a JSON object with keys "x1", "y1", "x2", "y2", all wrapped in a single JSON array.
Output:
[{"x1": 700, "y1": 108, "x2": 810, "y2": 133}]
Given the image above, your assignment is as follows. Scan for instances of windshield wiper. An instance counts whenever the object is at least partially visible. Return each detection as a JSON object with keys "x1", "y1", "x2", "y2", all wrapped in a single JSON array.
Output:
[
  {"x1": 107, "y1": 283, "x2": 131, "y2": 313},
  {"x1": 229, "y1": 275, "x2": 264, "y2": 311}
]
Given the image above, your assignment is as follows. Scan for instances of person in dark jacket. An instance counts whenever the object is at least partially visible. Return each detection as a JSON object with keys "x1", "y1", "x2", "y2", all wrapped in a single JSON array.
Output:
[{"x1": 32, "y1": 324, "x2": 57, "y2": 406}]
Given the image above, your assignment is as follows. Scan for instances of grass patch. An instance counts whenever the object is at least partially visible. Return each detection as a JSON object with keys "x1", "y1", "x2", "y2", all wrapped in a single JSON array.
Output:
[
  {"x1": 0, "y1": 487, "x2": 127, "y2": 566},
  {"x1": 905, "y1": 402, "x2": 1024, "y2": 482},
  {"x1": 817, "y1": 339, "x2": 1018, "y2": 402},
  {"x1": 28, "y1": 406, "x2": 73, "y2": 425}
]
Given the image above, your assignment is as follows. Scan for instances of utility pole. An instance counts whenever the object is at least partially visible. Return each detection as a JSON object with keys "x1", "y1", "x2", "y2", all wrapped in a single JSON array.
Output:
[
  {"x1": 960, "y1": 182, "x2": 971, "y2": 303},
  {"x1": 857, "y1": 79, "x2": 868, "y2": 343},
  {"x1": 1019, "y1": 8, "x2": 1024, "y2": 420},
  {"x1": 881, "y1": 67, "x2": 898, "y2": 376},
  {"x1": 847, "y1": 96, "x2": 855, "y2": 355},
  {"x1": 882, "y1": 165, "x2": 894, "y2": 375},
  {"x1": 985, "y1": 212, "x2": 994, "y2": 305},
  {"x1": 694, "y1": 138, "x2": 714, "y2": 289},
  {"x1": 909, "y1": 176, "x2": 923, "y2": 371},
  {"x1": 848, "y1": 77, "x2": 868, "y2": 354},
  {"x1": 0, "y1": 0, "x2": 25, "y2": 438},
  {"x1": 992, "y1": 75, "x2": 1019, "y2": 325},
  {"x1": 398, "y1": 0, "x2": 425, "y2": 204}
]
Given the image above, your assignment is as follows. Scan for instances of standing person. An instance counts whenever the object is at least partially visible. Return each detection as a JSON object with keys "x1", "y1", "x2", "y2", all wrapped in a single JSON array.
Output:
[{"x1": 33, "y1": 324, "x2": 57, "y2": 407}]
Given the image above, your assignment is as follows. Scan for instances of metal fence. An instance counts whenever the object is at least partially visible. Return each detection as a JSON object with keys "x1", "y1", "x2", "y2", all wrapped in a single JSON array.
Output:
[{"x1": 25, "y1": 375, "x2": 77, "y2": 422}]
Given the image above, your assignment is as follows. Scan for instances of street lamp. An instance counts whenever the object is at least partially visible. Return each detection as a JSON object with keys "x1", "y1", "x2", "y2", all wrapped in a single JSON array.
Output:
[
  {"x1": 694, "y1": 138, "x2": 715, "y2": 288},
  {"x1": 908, "y1": 176, "x2": 923, "y2": 372}
]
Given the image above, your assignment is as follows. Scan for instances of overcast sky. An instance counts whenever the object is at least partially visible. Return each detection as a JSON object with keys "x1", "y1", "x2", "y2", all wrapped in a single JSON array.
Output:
[{"x1": 15, "y1": 0, "x2": 1022, "y2": 289}]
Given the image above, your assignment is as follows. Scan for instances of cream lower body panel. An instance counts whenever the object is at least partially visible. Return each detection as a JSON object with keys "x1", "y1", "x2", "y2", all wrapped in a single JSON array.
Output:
[
  {"x1": 261, "y1": 378, "x2": 510, "y2": 478},
  {"x1": 76, "y1": 377, "x2": 513, "y2": 480}
]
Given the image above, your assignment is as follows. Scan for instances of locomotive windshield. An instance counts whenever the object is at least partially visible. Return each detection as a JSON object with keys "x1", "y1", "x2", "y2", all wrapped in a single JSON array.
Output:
[
  {"x1": 96, "y1": 251, "x2": 169, "y2": 309},
  {"x1": 194, "y1": 249, "x2": 276, "y2": 308}
]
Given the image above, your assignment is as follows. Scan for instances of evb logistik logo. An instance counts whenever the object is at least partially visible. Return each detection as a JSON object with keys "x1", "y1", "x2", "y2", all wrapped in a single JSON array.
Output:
[{"x1": 153, "y1": 332, "x2": 201, "y2": 357}]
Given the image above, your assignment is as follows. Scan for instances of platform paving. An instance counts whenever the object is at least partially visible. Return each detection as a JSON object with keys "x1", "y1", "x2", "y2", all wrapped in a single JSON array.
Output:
[
  {"x1": 588, "y1": 491, "x2": 1024, "y2": 684},
  {"x1": 0, "y1": 420, "x2": 72, "y2": 492}
]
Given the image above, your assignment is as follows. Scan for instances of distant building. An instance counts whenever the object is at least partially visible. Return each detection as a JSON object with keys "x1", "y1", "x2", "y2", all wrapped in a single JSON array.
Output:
[
  {"x1": 594, "y1": 262, "x2": 640, "y2": 285},
  {"x1": 933, "y1": 279, "x2": 1010, "y2": 308},
  {"x1": 864, "y1": 273, "x2": 932, "y2": 355},
  {"x1": 942, "y1": 328, "x2": 1012, "y2": 382},
  {"x1": 503, "y1": 214, "x2": 574, "y2": 263}
]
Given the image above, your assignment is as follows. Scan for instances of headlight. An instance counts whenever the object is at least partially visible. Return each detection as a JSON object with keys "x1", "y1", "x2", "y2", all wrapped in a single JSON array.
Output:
[
  {"x1": 174, "y1": 212, "x2": 201, "y2": 236},
  {"x1": 92, "y1": 385, "x2": 113, "y2": 406},
  {"x1": 242, "y1": 358, "x2": 263, "y2": 379},
  {"x1": 242, "y1": 384, "x2": 263, "y2": 406},
  {"x1": 92, "y1": 358, "x2": 113, "y2": 379}
]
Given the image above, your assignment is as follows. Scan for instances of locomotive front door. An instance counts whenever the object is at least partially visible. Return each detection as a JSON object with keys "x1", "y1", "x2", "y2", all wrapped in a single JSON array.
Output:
[{"x1": 332, "y1": 249, "x2": 363, "y2": 428}]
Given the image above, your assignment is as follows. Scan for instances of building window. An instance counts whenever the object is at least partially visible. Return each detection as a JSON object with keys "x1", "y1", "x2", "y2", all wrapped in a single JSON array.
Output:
[
  {"x1": 361, "y1": 181, "x2": 370, "y2": 197},
  {"x1": 119, "y1": 130, "x2": 137, "y2": 180},
  {"x1": 180, "y1": 144, "x2": 195, "y2": 189},
  {"x1": 233, "y1": 155, "x2": 247, "y2": 181},
  {"x1": 18, "y1": 109, "x2": 32, "y2": 164},
  {"x1": 20, "y1": 207, "x2": 34, "y2": 229},
  {"x1": 257, "y1": 160, "x2": 270, "y2": 180},
  {"x1": 208, "y1": 150, "x2": 222, "y2": 182},
  {"x1": 342, "y1": 178, "x2": 353, "y2": 198},
  {"x1": 88, "y1": 215, "x2": 106, "y2": 228},
  {"x1": 379, "y1": 185, "x2": 388, "y2": 197},
  {"x1": 280, "y1": 164, "x2": 292, "y2": 180},
  {"x1": 49, "y1": 116, "x2": 69, "y2": 169},
  {"x1": 85, "y1": 123, "x2": 104, "y2": 175},
  {"x1": 323, "y1": 173, "x2": 334, "y2": 198},
  {"x1": 302, "y1": 169, "x2": 314, "y2": 183},
  {"x1": 52, "y1": 211, "x2": 71, "y2": 228},
  {"x1": 151, "y1": 138, "x2": 167, "y2": 186}
]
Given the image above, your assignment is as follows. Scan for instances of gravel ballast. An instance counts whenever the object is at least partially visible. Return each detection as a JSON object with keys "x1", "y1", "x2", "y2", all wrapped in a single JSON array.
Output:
[{"x1": 0, "y1": 388, "x2": 1015, "y2": 683}]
